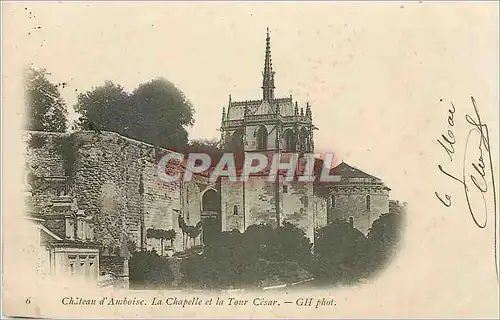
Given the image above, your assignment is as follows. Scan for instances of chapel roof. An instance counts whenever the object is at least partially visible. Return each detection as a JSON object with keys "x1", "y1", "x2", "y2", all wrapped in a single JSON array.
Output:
[
  {"x1": 328, "y1": 162, "x2": 380, "y2": 180},
  {"x1": 226, "y1": 97, "x2": 297, "y2": 120}
]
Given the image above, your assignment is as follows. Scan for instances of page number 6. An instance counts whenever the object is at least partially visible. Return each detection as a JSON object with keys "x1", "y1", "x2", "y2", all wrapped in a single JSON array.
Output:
[{"x1": 25, "y1": 297, "x2": 31, "y2": 305}]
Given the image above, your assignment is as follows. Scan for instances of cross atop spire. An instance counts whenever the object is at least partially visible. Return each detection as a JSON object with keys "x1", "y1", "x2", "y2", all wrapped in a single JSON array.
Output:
[{"x1": 262, "y1": 27, "x2": 275, "y2": 101}]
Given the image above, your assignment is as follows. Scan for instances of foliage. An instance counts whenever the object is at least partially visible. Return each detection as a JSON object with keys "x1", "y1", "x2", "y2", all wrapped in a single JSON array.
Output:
[
  {"x1": 180, "y1": 222, "x2": 313, "y2": 289},
  {"x1": 24, "y1": 66, "x2": 68, "y2": 132},
  {"x1": 146, "y1": 228, "x2": 177, "y2": 242},
  {"x1": 313, "y1": 219, "x2": 369, "y2": 283},
  {"x1": 180, "y1": 230, "x2": 260, "y2": 289},
  {"x1": 313, "y1": 202, "x2": 406, "y2": 284},
  {"x1": 74, "y1": 78, "x2": 195, "y2": 150},
  {"x1": 243, "y1": 222, "x2": 313, "y2": 269},
  {"x1": 131, "y1": 78, "x2": 194, "y2": 150},
  {"x1": 146, "y1": 228, "x2": 176, "y2": 255},
  {"x1": 364, "y1": 201, "x2": 406, "y2": 276},
  {"x1": 182, "y1": 138, "x2": 223, "y2": 167},
  {"x1": 74, "y1": 81, "x2": 132, "y2": 134},
  {"x1": 128, "y1": 250, "x2": 174, "y2": 289},
  {"x1": 27, "y1": 134, "x2": 47, "y2": 149}
]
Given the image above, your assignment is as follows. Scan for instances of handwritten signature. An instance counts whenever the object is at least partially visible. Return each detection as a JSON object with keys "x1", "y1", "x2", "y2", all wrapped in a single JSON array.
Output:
[{"x1": 435, "y1": 96, "x2": 498, "y2": 280}]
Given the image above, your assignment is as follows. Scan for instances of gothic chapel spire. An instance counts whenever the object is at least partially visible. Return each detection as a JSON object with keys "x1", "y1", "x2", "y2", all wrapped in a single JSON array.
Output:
[{"x1": 262, "y1": 28, "x2": 275, "y2": 101}]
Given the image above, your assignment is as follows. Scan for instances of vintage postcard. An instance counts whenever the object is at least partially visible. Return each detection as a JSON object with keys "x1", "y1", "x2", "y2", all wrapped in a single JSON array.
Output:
[{"x1": 2, "y1": 1, "x2": 499, "y2": 318}]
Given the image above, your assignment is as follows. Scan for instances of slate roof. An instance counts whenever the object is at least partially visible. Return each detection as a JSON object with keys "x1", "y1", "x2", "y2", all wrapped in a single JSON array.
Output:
[
  {"x1": 226, "y1": 97, "x2": 296, "y2": 120},
  {"x1": 328, "y1": 162, "x2": 379, "y2": 180}
]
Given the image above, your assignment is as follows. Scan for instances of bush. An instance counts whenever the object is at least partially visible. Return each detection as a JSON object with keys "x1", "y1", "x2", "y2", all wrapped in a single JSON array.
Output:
[
  {"x1": 313, "y1": 203, "x2": 406, "y2": 284},
  {"x1": 313, "y1": 219, "x2": 369, "y2": 284},
  {"x1": 180, "y1": 222, "x2": 313, "y2": 289},
  {"x1": 128, "y1": 250, "x2": 174, "y2": 289},
  {"x1": 364, "y1": 203, "x2": 406, "y2": 277}
]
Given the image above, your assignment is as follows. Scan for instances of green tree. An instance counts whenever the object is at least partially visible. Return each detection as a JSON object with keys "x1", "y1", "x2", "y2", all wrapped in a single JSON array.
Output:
[
  {"x1": 130, "y1": 78, "x2": 194, "y2": 150},
  {"x1": 146, "y1": 228, "x2": 176, "y2": 256},
  {"x1": 24, "y1": 66, "x2": 68, "y2": 132},
  {"x1": 74, "y1": 81, "x2": 132, "y2": 134},
  {"x1": 365, "y1": 201, "x2": 406, "y2": 276},
  {"x1": 128, "y1": 250, "x2": 174, "y2": 289},
  {"x1": 180, "y1": 223, "x2": 313, "y2": 289},
  {"x1": 313, "y1": 219, "x2": 368, "y2": 284},
  {"x1": 74, "y1": 77, "x2": 195, "y2": 150},
  {"x1": 183, "y1": 138, "x2": 223, "y2": 167},
  {"x1": 275, "y1": 222, "x2": 313, "y2": 269}
]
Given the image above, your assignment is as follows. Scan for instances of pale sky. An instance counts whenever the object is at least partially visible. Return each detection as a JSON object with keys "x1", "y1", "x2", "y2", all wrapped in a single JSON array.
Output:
[{"x1": 4, "y1": 2, "x2": 499, "y2": 203}]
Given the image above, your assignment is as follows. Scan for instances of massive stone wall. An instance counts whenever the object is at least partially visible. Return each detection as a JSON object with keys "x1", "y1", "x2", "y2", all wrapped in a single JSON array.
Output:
[
  {"x1": 221, "y1": 175, "x2": 321, "y2": 244},
  {"x1": 328, "y1": 187, "x2": 390, "y2": 234},
  {"x1": 312, "y1": 195, "x2": 328, "y2": 230},
  {"x1": 25, "y1": 130, "x2": 212, "y2": 256},
  {"x1": 25, "y1": 130, "x2": 390, "y2": 256},
  {"x1": 220, "y1": 179, "x2": 245, "y2": 231},
  {"x1": 281, "y1": 180, "x2": 315, "y2": 243}
]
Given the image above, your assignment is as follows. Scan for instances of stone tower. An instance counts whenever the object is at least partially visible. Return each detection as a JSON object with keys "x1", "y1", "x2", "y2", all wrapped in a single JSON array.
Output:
[
  {"x1": 219, "y1": 28, "x2": 319, "y2": 242},
  {"x1": 221, "y1": 28, "x2": 315, "y2": 154}
]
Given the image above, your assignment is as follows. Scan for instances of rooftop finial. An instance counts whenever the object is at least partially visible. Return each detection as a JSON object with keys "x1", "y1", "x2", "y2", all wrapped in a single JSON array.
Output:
[{"x1": 262, "y1": 27, "x2": 275, "y2": 101}]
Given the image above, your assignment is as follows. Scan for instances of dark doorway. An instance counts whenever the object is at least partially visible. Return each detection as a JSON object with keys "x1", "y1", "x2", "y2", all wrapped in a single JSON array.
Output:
[{"x1": 201, "y1": 189, "x2": 221, "y2": 245}]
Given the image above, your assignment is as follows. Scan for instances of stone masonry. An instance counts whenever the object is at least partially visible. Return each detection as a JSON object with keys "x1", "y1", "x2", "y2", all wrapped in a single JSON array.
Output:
[{"x1": 25, "y1": 130, "x2": 215, "y2": 257}]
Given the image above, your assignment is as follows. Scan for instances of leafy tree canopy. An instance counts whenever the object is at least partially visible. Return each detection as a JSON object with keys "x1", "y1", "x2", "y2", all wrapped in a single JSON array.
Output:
[
  {"x1": 313, "y1": 219, "x2": 369, "y2": 283},
  {"x1": 24, "y1": 66, "x2": 68, "y2": 132},
  {"x1": 180, "y1": 222, "x2": 313, "y2": 289},
  {"x1": 364, "y1": 201, "x2": 406, "y2": 275},
  {"x1": 183, "y1": 138, "x2": 223, "y2": 167},
  {"x1": 74, "y1": 81, "x2": 131, "y2": 134},
  {"x1": 74, "y1": 78, "x2": 195, "y2": 150}
]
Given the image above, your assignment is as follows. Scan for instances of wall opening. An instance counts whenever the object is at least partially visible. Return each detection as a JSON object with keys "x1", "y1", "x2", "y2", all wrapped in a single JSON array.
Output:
[
  {"x1": 201, "y1": 189, "x2": 221, "y2": 245},
  {"x1": 283, "y1": 129, "x2": 296, "y2": 152},
  {"x1": 255, "y1": 125, "x2": 268, "y2": 150}
]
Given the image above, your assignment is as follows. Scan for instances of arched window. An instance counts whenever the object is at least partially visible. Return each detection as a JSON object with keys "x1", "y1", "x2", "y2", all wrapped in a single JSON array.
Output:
[
  {"x1": 330, "y1": 195, "x2": 336, "y2": 208},
  {"x1": 349, "y1": 216, "x2": 354, "y2": 228},
  {"x1": 366, "y1": 195, "x2": 371, "y2": 211},
  {"x1": 255, "y1": 126, "x2": 268, "y2": 150},
  {"x1": 233, "y1": 205, "x2": 238, "y2": 215},
  {"x1": 300, "y1": 127, "x2": 309, "y2": 152},
  {"x1": 283, "y1": 129, "x2": 295, "y2": 152},
  {"x1": 225, "y1": 128, "x2": 244, "y2": 152}
]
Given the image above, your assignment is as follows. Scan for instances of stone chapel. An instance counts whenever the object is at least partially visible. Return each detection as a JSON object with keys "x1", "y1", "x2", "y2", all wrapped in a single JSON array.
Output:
[{"x1": 218, "y1": 29, "x2": 391, "y2": 241}]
